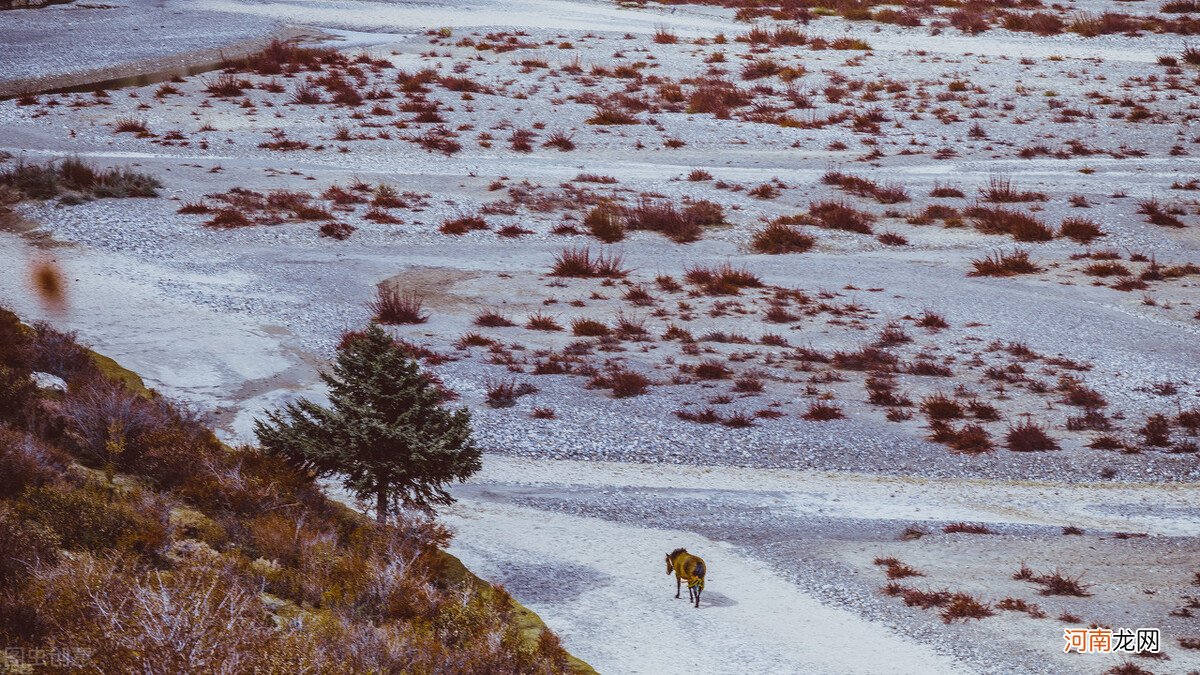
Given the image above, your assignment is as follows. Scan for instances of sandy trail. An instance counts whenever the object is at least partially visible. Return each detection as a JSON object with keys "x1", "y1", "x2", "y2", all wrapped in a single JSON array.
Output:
[{"x1": 445, "y1": 497, "x2": 969, "y2": 675}]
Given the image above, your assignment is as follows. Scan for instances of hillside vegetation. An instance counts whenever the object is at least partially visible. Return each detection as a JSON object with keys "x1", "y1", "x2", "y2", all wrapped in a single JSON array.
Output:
[{"x1": 0, "y1": 305, "x2": 591, "y2": 674}]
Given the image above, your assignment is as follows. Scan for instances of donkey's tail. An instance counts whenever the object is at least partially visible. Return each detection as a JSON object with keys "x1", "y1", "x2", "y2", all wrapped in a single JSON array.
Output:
[{"x1": 690, "y1": 560, "x2": 706, "y2": 589}]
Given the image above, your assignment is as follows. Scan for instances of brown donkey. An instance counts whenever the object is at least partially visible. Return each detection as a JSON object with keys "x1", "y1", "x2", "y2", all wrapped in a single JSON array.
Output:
[{"x1": 665, "y1": 548, "x2": 706, "y2": 608}]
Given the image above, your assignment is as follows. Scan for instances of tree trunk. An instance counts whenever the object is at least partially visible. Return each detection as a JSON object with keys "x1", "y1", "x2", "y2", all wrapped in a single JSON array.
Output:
[{"x1": 376, "y1": 487, "x2": 388, "y2": 525}]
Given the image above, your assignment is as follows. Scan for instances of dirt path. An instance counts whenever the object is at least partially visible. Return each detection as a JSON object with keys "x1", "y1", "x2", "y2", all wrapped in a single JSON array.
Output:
[{"x1": 444, "y1": 497, "x2": 970, "y2": 675}]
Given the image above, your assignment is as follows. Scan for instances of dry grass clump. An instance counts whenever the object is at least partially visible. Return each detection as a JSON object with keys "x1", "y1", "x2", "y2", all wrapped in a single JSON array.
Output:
[
  {"x1": 831, "y1": 346, "x2": 897, "y2": 372},
  {"x1": 205, "y1": 72, "x2": 252, "y2": 97},
  {"x1": 1137, "y1": 198, "x2": 1187, "y2": 228},
  {"x1": 525, "y1": 312, "x2": 562, "y2": 331},
  {"x1": 1020, "y1": 568, "x2": 1094, "y2": 597},
  {"x1": 686, "y1": 79, "x2": 752, "y2": 117},
  {"x1": 485, "y1": 378, "x2": 538, "y2": 407},
  {"x1": 1083, "y1": 261, "x2": 1130, "y2": 277},
  {"x1": 1059, "y1": 217, "x2": 1105, "y2": 244},
  {"x1": 808, "y1": 200, "x2": 875, "y2": 234},
  {"x1": 223, "y1": 39, "x2": 346, "y2": 75},
  {"x1": 995, "y1": 597, "x2": 1048, "y2": 617},
  {"x1": 113, "y1": 116, "x2": 150, "y2": 134},
  {"x1": 691, "y1": 359, "x2": 732, "y2": 380},
  {"x1": 969, "y1": 250, "x2": 1041, "y2": 277},
  {"x1": 966, "y1": 206, "x2": 1054, "y2": 242},
  {"x1": 979, "y1": 177, "x2": 1047, "y2": 203},
  {"x1": 625, "y1": 197, "x2": 725, "y2": 243},
  {"x1": 570, "y1": 318, "x2": 610, "y2": 337},
  {"x1": 882, "y1": 584, "x2": 994, "y2": 623},
  {"x1": 550, "y1": 247, "x2": 628, "y2": 278},
  {"x1": 1006, "y1": 419, "x2": 1060, "y2": 451},
  {"x1": 1185, "y1": 43, "x2": 1200, "y2": 65},
  {"x1": 684, "y1": 263, "x2": 763, "y2": 295},
  {"x1": 185, "y1": 185, "x2": 385, "y2": 234},
  {"x1": 316, "y1": 220, "x2": 352, "y2": 239},
  {"x1": 674, "y1": 408, "x2": 721, "y2": 424},
  {"x1": 440, "y1": 215, "x2": 489, "y2": 235},
  {"x1": 1058, "y1": 377, "x2": 1107, "y2": 408},
  {"x1": 921, "y1": 392, "x2": 963, "y2": 420},
  {"x1": 206, "y1": 208, "x2": 253, "y2": 229},
  {"x1": 802, "y1": 402, "x2": 845, "y2": 421},
  {"x1": 0, "y1": 158, "x2": 161, "y2": 201},
  {"x1": 928, "y1": 421, "x2": 994, "y2": 453},
  {"x1": 474, "y1": 310, "x2": 516, "y2": 328},
  {"x1": 589, "y1": 366, "x2": 652, "y2": 398},
  {"x1": 940, "y1": 594, "x2": 995, "y2": 623},
  {"x1": 915, "y1": 310, "x2": 949, "y2": 330},
  {"x1": 750, "y1": 222, "x2": 816, "y2": 254},
  {"x1": 1002, "y1": 11, "x2": 1064, "y2": 35},
  {"x1": 1138, "y1": 413, "x2": 1173, "y2": 447},
  {"x1": 653, "y1": 26, "x2": 679, "y2": 44},
  {"x1": 874, "y1": 557, "x2": 924, "y2": 579},
  {"x1": 584, "y1": 204, "x2": 625, "y2": 243},
  {"x1": 587, "y1": 107, "x2": 639, "y2": 125},
  {"x1": 821, "y1": 171, "x2": 909, "y2": 204},
  {"x1": 369, "y1": 287, "x2": 428, "y2": 324},
  {"x1": 929, "y1": 183, "x2": 965, "y2": 198}
]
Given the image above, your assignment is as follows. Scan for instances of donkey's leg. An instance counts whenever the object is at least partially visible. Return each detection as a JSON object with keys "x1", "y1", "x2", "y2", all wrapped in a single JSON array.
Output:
[
  {"x1": 694, "y1": 587, "x2": 701, "y2": 608},
  {"x1": 687, "y1": 584, "x2": 694, "y2": 603},
  {"x1": 675, "y1": 575, "x2": 681, "y2": 598}
]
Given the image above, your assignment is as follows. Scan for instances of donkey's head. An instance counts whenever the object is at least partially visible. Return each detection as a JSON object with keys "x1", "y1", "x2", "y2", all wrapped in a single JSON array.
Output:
[{"x1": 665, "y1": 548, "x2": 687, "y2": 574}]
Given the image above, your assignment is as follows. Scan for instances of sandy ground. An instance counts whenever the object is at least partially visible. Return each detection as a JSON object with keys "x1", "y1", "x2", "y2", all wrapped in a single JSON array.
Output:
[
  {"x1": 445, "y1": 495, "x2": 968, "y2": 675},
  {"x1": 2, "y1": 0, "x2": 1199, "y2": 672}
]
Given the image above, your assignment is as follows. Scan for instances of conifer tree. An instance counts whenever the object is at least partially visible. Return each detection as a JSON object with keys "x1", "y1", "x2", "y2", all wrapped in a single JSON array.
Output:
[{"x1": 255, "y1": 324, "x2": 479, "y2": 521}]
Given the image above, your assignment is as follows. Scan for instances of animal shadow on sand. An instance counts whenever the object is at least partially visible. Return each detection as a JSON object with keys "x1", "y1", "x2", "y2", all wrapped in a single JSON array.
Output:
[{"x1": 690, "y1": 591, "x2": 737, "y2": 608}]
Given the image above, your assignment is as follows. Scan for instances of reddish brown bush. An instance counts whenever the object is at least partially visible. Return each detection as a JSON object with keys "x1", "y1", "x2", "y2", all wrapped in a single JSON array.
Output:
[
  {"x1": 474, "y1": 310, "x2": 516, "y2": 328},
  {"x1": 570, "y1": 318, "x2": 610, "y2": 337},
  {"x1": 969, "y1": 250, "x2": 1041, "y2": 277},
  {"x1": 921, "y1": 393, "x2": 963, "y2": 421},
  {"x1": 684, "y1": 263, "x2": 762, "y2": 295},
  {"x1": 369, "y1": 288, "x2": 428, "y2": 324},
  {"x1": 831, "y1": 347, "x2": 898, "y2": 372},
  {"x1": 803, "y1": 402, "x2": 845, "y2": 421},
  {"x1": 590, "y1": 367, "x2": 651, "y2": 398},
  {"x1": 808, "y1": 201, "x2": 874, "y2": 234},
  {"x1": 550, "y1": 247, "x2": 628, "y2": 278},
  {"x1": 943, "y1": 522, "x2": 994, "y2": 534},
  {"x1": 750, "y1": 222, "x2": 815, "y2": 254},
  {"x1": 484, "y1": 378, "x2": 537, "y2": 407},
  {"x1": 941, "y1": 593, "x2": 995, "y2": 623},
  {"x1": 585, "y1": 204, "x2": 625, "y2": 243},
  {"x1": 692, "y1": 359, "x2": 732, "y2": 380},
  {"x1": 966, "y1": 206, "x2": 1054, "y2": 242},
  {"x1": 980, "y1": 177, "x2": 1047, "y2": 203},
  {"x1": 625, "y1": 197, "x2": 724, "y2": 243},
  {"x1": 525, "y1": 312, "x2": 562, "y2": 331},
  {"x1": 440, "y1": 215, "x2": 489, "y2": 235},
  {"x1": 1006, "y1": 419, "x2": 1060, "y2": 451}
]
